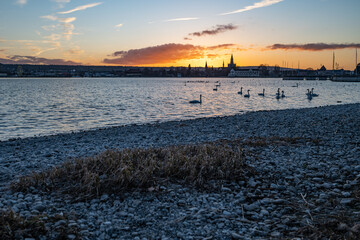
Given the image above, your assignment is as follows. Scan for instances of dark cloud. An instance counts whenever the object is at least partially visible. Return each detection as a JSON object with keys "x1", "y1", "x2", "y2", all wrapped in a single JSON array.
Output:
[
  {"x1": 112, "y1": 51, "x2": 127, "y2": 57},
  {"x1": 189, "y1": 24, "x2": 238, "y2": 37},
  {"x1": 184, "y1": 37, "x2": 192, "y2": 41},
  {"x1": 268, "y1": 43, "x2": 360, "y2": 51},
  {"x1": 0, "y1": 55, "x2": 80, "y2": 65},
  {"x1": 103, "y1": 43, "x2": 239, "y2": 65},
  {"x1": 207, "y1": 44, "x2": 237, "y2": 50}
]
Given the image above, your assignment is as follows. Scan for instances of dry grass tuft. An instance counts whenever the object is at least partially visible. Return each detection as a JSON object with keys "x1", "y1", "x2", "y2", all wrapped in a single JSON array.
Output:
[
  {"x1": 0, "y1": 209, "x2": 80, "y2": 240},
  {"x1": 0, "y1": 209, "x2": 46, "y2": 240},
  {"x1": 12, "y1": 142, "x2": 247, "y2": 199},
  {"x1": 298, "y1": 215, "x2": 360, "y2": 240},
  {"x1": 297, "y1": 184, "x2": 360, "y2": 240}
]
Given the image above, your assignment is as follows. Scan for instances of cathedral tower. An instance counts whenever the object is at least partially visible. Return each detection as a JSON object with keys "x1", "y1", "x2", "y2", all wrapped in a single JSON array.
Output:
[{"x1": 228, "y1": 54, "x2": 236, "y2": 69}]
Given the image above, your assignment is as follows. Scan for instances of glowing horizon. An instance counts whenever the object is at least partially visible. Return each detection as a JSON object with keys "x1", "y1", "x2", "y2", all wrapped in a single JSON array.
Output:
[{"x1": 0, "y1": 0, "x2": 359, "y2": 70}]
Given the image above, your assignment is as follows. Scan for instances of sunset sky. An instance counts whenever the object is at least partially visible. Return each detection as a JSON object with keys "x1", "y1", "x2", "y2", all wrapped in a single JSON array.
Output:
[{"x1": 0, "y1": 0, "x2": 359, "y2": 69}]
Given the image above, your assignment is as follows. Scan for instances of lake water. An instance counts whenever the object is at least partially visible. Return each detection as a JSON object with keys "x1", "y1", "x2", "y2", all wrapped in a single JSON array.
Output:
[{"x1": 1, "y1": 77, "x2": 359, "y2": 141}]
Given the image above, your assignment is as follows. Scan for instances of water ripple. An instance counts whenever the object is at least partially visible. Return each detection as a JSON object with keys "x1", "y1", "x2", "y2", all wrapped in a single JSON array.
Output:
[{"x1": 0, "y1": 77, "x2": 359, "y2": 140}]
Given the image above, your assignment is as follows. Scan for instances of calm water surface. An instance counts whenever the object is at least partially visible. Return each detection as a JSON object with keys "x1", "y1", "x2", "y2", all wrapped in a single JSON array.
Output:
[{"x1": 0, "y1": 77, "x2": 359, "y2": 141}]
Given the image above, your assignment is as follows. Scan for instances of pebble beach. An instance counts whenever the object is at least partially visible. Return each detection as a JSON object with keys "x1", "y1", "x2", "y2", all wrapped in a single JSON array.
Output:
[{"x1": 1, "y1": 103, "x2": 360, "y2": 239}]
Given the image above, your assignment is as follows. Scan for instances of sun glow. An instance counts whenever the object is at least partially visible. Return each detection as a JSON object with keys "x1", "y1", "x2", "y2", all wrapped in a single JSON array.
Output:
[{"x1": 0, "y1": 0, "x2": 359, "y2": 70}]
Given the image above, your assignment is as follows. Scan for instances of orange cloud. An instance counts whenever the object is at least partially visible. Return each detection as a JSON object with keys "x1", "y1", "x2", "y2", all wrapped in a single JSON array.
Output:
[
  {"x1": 206, "y1": 54, "x2": 220, "y2": 58},
  {"x1": 104, "y1": 43, "x2": 239, "y2": 66},
  {"x1": 267, "y1": 43, "x2": 360, "y2": 51},
  {"x1": 207, "y1": 44, "x2": 238, "y2": 50}
]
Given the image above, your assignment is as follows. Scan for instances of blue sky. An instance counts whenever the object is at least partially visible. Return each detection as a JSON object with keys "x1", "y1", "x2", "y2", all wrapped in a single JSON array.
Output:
[{"x1": 0, "y1": 0, "x2": 359, "y2": 69}]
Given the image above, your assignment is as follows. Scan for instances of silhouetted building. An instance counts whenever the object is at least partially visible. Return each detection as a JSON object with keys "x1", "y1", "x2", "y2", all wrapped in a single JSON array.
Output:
[
  {"x1": 319, "y1": 65, "x2": 327, "y2": 71},
  {"x1": 228, "y1": 68, "x2": 259, "y2": 77},
  {"x1": 228, "y1": 54, "x2": 236, "y2": 69}
]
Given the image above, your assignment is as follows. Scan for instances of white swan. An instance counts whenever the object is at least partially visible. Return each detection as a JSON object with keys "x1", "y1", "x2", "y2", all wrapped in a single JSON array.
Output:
[
  {"x1": 258, "y1": 89, "x2": 265, "y2": 96},
  {"x1": 311, "y1": 88, "x2": 319, "y2": 97},
  {"x1": 237, "y1": 87, "x2": 243, "y2": 95},
  {"x1": 189, "y1": 95, "x2": 202, "y2": 104},
  {"x1": 306, "y1": 89, "x2": 311, "y2": 96},
  {"x1": 276, "y1": 88, "x2": 281, "y2": 99},
  {"x1": 306, "y1": 89, "x2": 313, "y2": 100},
  {"x1": 244, "y1": 90, "x2": 250, "y2": 98}
]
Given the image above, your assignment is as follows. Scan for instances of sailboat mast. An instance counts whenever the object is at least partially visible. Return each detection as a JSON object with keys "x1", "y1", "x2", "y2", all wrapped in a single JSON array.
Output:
[{"x1": 333, "y1": 52, "x2": 335, "y2": 71}]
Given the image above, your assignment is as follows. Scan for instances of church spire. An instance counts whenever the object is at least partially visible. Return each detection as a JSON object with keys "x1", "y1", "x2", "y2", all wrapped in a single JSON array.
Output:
[{"x1": 228, "y1": 54, "x2": 236, "y2": 69}]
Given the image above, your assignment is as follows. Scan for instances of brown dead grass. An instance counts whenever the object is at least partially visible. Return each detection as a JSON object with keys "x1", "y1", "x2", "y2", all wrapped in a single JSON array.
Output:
[
  {"x1": 12, "y1": 142, "x2": 247, "y2": 199},
  {"x1": 298, "y1": 216, "x2": 360, "y2": 240},
  {"x1": 10, "y1": 136, "x2": 321, "y2": 200},
  {"x1": 297, "y1": 184, "x2": 360, "y2": 240},
  {"x1": 0, "y1": 209, "x2": 80, "y2": 240}
]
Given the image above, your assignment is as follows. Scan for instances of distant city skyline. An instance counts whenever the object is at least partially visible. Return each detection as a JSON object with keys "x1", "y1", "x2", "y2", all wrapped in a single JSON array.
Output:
[{"x1": 0, "y1": 0, "x2": 359, "y2": 70}]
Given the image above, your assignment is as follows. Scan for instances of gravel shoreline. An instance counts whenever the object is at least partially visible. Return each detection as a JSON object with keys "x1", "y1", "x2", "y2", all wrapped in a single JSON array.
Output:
[{"x1": 1, "y1": 103, "x2": 360, "y2": 239}]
